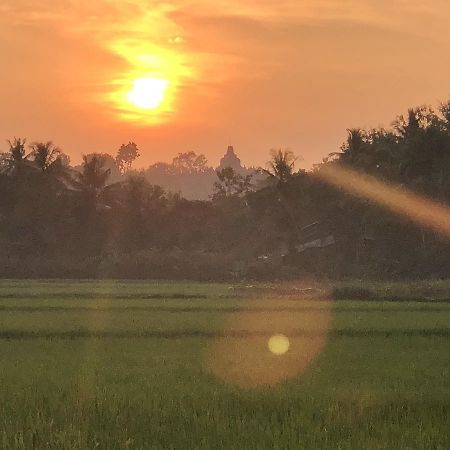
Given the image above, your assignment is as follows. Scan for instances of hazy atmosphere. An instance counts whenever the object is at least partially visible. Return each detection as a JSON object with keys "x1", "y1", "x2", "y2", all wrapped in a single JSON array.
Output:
[
  {"x1": 0, "y1": 2, "x2": 449, "y2": 449},
  {"x1": 1, "y1": 0, "x2": 450, "y2": 167}
]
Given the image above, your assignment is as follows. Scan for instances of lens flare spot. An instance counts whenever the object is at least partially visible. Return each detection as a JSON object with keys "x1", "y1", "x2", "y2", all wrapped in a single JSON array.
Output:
[
  {"x1": 127, "y1": 78, "x2": 168, "y2": 110},
  {"x1": 268, "y1": 334, "x2": 290, "y2": 355},
  {"x1": 206, "y1": 297, "x2": 331, "y2": 388}
]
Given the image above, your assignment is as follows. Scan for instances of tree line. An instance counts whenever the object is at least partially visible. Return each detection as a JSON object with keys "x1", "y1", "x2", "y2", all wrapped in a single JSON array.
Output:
[{"x1": 0, "y1": 101, "x2": 449, "y2": 279}]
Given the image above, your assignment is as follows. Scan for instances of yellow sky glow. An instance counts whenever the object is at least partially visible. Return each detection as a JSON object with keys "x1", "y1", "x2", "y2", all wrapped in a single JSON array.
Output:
[
  {"x1": 0, "y1": 1, "x2": 449, "y2": 167},
  {"x1": 127, "y1": 78, "x2": 168, "y2": 110}
]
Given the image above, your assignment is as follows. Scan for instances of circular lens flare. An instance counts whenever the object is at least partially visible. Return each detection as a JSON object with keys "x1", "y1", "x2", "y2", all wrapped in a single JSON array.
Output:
[
  {"x1": 268, "y1": 334, "x2": 290, "y2": 355},
  {"x1": 127, "y1": 78, "x2": 168, "y2": 110},
  {"x1": 206, "y1": 297, "x2": 331, "y2": 389}
]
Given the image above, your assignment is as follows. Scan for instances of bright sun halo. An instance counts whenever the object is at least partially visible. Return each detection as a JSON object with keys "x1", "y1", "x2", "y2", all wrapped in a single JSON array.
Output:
[{"x1": 127, "y1": 78, "x2": 168, "y2": 110}]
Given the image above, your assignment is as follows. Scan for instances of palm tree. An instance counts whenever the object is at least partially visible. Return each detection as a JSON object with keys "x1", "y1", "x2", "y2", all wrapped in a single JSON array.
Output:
[
  {"x1": 263, "y1": 149, "x2": 297, "y2": 186},
  {"x1": 28, "y1": 141, "x2": 74, "y2": 186},
  {"x1": 0, "y1": 138, "x2": 32, "y2": 175},
  {"x1": 29, "y1": 141, "x2": 61, "y2": 171},
  {"x1": 262, "y1": 149, "x2": 301, "y2": 241},
  {"x1": 77, "y1": 154, "x2": 112, "y2": 210}
]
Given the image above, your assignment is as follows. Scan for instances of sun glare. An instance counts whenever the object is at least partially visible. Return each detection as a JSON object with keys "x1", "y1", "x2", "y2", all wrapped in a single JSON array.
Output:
[
  {"x1": 103, "y1": 25, "x2": 196, "y2": 125},
  {"x1": 127, "y1": 78, "x2": 168, "y2": 110}
]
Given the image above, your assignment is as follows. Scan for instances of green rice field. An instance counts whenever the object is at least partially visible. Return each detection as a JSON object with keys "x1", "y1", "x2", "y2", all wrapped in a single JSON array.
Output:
[{"x1": 0, "y1": 280, "x2": 449, "y2": 449}]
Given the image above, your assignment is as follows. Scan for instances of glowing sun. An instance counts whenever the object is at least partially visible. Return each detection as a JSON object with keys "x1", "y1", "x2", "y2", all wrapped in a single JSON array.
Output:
[{"x1": 127, "y1": 78, "x2": 168, "y2": 110}]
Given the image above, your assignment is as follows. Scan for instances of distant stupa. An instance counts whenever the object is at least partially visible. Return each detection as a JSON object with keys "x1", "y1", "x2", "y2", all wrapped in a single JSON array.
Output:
[{"x1": 218, "y1": 146, "x2": 245, "y2": 173}]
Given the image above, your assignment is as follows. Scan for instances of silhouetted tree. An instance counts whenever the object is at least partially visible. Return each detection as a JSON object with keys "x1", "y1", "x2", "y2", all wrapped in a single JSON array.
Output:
[
  {"x1": 76, "y1": 154, "x2": 112, "y2": 210},
  {"x1": 29, "y1": 142, "x2": 61, "y2": 171},
  {"x1": 0, "y1": 99, "x2": 449, "y2": 279},
  {"x1": 27, "y1": 141, "x2": 74, "y2": 187},
  {"x1": 116, "y1": 142, "x2": 140, "y2": 174},
  {"x1": 260, "y1": 149, "x2": 302, "y2": 243},
  {"x1": 212, "y1": 167, "x2": 253, "y2": 200},
  {"x1": 172, "y1": 151, "x2": 208, "y2": 174},
  {"x1": 145, "y1": 152, "x2": 216, "y2": 200},
  {"x1": 263, "y1": 149, "x2": 297, "y2": 186},
  {"x1": 0, "y1": 138, "x2": 31, "y2": 175}
]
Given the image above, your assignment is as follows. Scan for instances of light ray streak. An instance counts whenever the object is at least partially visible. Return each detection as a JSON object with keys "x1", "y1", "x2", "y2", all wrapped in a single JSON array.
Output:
[{"x1": 317, "y1": 165, "x2": 450, "y2": 239}]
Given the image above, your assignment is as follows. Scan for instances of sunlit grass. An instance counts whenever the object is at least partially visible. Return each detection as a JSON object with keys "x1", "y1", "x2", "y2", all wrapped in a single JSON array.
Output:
[{"x1": 0, "y1": 280, "x2": 449, "y2": 449}]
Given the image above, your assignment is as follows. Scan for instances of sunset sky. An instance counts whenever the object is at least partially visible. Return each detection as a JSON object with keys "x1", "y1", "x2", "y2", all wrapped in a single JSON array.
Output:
[{"x1": 1, "y1": 1, "x2": 449, "y2": 168}]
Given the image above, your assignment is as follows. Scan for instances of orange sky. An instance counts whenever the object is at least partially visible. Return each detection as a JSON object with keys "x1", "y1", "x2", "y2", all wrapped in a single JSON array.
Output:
[{"x1": 1, "y1": 0, "x2": 449, "y2": 168}]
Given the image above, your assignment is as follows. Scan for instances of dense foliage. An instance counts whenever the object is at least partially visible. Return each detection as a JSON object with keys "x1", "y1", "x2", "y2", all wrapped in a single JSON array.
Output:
[{"x1": 0, "y1": 101, "x2": 449, "y2": 279}]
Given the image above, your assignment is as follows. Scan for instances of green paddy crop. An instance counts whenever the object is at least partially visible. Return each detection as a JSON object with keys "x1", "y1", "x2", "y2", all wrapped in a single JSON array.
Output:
[{"x1": 0, "y1": 280, "x2": 449, "y2": 449}]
